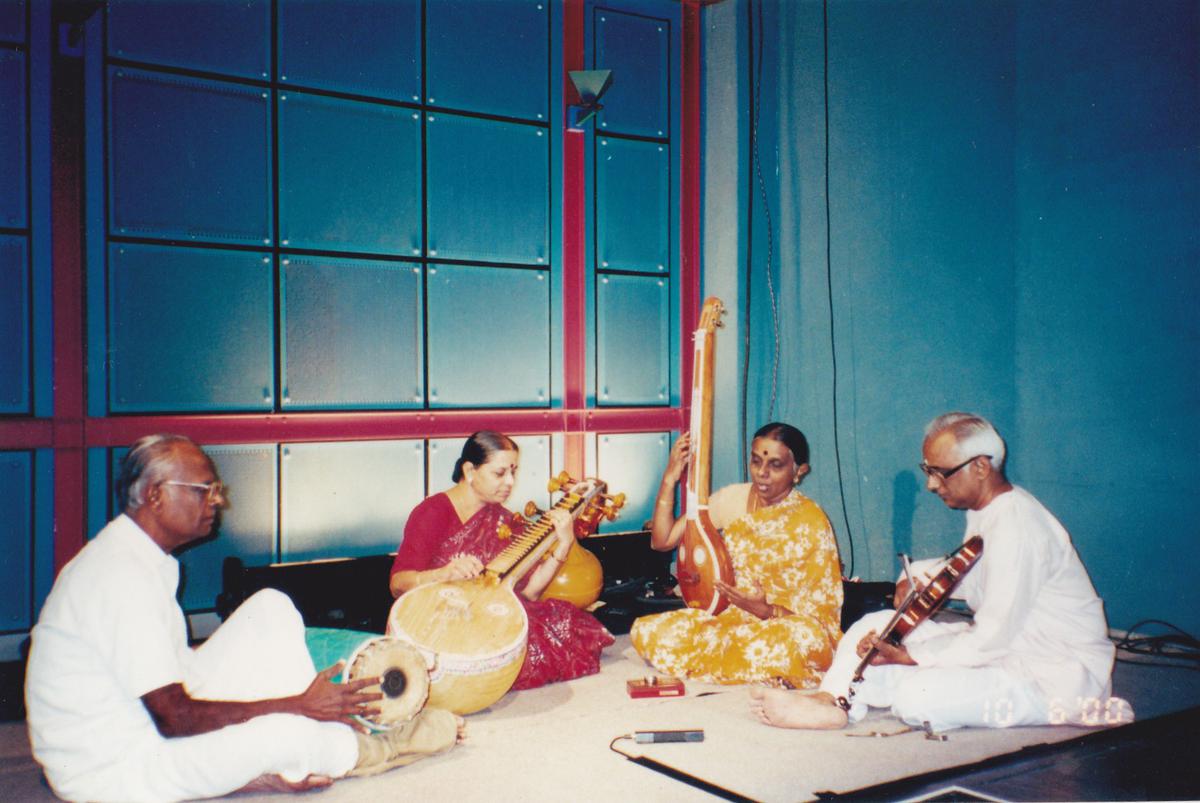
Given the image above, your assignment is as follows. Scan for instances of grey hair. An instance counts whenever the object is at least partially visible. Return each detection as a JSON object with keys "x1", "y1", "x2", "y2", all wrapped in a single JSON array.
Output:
[
  {"x1": 924, "y1": 412, "x2": 1006, "y2": 470},
  {"x1": 117, "y1": 434, "x2": 197, "y2": 513}
]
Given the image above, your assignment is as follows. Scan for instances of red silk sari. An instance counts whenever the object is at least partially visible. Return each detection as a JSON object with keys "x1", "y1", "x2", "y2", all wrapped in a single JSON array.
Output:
[{"x1": 391, "y1": 493, "x2": 613, "y2": 690}]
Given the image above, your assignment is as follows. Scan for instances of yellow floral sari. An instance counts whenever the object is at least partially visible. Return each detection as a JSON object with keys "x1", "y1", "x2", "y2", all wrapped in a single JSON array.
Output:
[{"x1": 630, "y1": 486, "x2": 842, "y2": 688}]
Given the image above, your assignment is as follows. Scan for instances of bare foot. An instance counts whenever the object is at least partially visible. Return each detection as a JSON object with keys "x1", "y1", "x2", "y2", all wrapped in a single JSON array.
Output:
[
  {"x1": 235, "y1": 773, "x2": 333, "y2": 794},
  {"x1": 749, "y1": 687, "x2": 848, "y2": 730}
]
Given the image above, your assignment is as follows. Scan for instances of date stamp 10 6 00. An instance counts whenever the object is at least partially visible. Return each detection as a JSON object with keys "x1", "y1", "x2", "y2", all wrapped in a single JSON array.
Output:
[{"x1": 982, "y1": 696, "x2": 1134, "y2": 727}]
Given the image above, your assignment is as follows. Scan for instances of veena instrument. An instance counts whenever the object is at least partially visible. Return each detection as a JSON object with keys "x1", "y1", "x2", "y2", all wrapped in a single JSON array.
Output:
[
  {"x1": 837, "y1": 534, "x2": 984, "y2": 711},
  {"x1": 675, "y1": 296, "x2": 737, "y2": 615},
  {"x1": 387, "y1": 474, "x2": 622, "y2": 715},
  {"x1": 533, "y1": 489, "x2": 626, "y2": 609}
]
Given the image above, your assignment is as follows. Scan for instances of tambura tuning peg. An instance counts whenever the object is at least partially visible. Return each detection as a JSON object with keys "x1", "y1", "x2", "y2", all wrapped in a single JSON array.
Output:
[
  {"x1": 547, "y1": 471, "x2": 574, "y2": 493},
  {"x1": 523, "y1": 501, "x2": 544, "y2": 518}
]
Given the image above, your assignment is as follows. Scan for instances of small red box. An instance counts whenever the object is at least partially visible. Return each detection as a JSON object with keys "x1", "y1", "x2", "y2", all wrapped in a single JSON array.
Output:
[{"x1": 626, "y1": 676, "x2": 685, "y2": 698}]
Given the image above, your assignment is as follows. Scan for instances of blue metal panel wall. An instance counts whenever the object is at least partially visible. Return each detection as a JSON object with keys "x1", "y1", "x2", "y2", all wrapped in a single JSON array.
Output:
[
  {"x1": 86, "y1": 447, "x2": 111, "y2": 540},
  {"x1": 278, "y1": 92, "x2": 422, "y2": 255},
  {"x1": 278, "y1": 0, "x2": 421, "y2": 102},
  {"x1": 596, "y1": 137, "x2": 670, "y2": 272},
  {"x1": 426, "y1": 264, "x2": 550, "y2": 407},
  {"x1": 0, "y1": 47, "x2": 25, "y2": 227},
  {"x1": 31, "y1": 448, "x2": 52, "y2": 618},
  {"x1": 280, "y1": 440, "x2": 425, "y2": 562},
  {"x1": 0, "y1": 235, "x2": 28, "y2": 413},
  {"x1": 596, "y1": 273, "x2": 669, "y2": 405},
  {"x1": 108, "y1": 68, "x2": 272, "y2": 245},
  {"x1": 97, "y1": 2, "x2": 565, "y2": 419},
  {"x1": 594, "y1": 9, "x2": 670, "y2": 138},
  {"x1": 0, "y1": 1, "x2": 23, "y2": 43},
  {"x1": 426, "y1": 438, "x2": 458, "y2": 497},
  {"x1": 82, "y1": 1, "x2": 580, "y2": 579},
  {"x1": 282, "y1": 256, "x2": 423, "y2": 409},
  {"x1": 0, "y1": 450, "x2": 32, "y2": 630},
  {"x1": 586, "y1": 0, "x2": 678, "y2": 409},
  {"x1": 177, "y1": 444, "x2": 277, "y2": 612},
  {"x1": 108, "y1": 243, "x2": 274, "y2": 412},
  {"x1": 593, "y1": 432, "x2": 670, "y2": 534},
  {"x1": 426, "y1": 0, "x2": 549, "y2": 121},
  {"x1": 511, "y1": 434, "x2": 552, "y2": 511},
  {"x1": 426, "y1": 114, "x2": 549, "y2": 265},
  {"x1": 28, "y1": 0, "x2": 50, "y2": 418},
  {"x1": 107, "y1": 0, "x2": 270, "y2": 80}
]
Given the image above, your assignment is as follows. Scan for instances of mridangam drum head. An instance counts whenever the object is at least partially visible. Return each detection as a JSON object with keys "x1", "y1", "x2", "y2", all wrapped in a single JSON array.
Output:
[{"x1": 344, "y1": 636, "x2": 430, "y2": 731}]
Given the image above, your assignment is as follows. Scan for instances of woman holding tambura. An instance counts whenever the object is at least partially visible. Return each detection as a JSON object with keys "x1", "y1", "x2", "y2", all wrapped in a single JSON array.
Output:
[
  {"x1": 631, "y1": 423, "x2": 843, "y2": 688},
  {"x1": 389, "y1": 431, "x2": 613, "y2": 690}
]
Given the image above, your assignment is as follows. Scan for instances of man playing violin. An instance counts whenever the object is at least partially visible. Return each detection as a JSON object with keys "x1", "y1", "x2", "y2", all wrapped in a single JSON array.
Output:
[{"x1": 751, "y1": 412, "x2": 1118, "y2": 732}]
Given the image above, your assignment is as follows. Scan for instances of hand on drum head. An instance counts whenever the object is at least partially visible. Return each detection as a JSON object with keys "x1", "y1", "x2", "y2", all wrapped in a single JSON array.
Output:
[{"x1": 295, "y1": 662, "x2": 384, "y2": 731}]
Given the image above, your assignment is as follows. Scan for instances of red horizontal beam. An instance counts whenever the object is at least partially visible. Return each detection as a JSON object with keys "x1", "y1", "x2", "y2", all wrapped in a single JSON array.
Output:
[
  {"x1": 1, "y1": 408, "x2": 687, "y2": 450},
  {"x1": 0, "y1": 418, "x2": 55, "y2": 449}
]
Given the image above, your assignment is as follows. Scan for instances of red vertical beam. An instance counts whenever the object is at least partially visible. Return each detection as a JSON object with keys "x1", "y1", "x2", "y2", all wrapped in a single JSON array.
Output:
[
  {"x1": 562, "y1": 0, "x2": 587, "y2": 479},
  {"x1": 680, "y1": 4, "x2": 701, "y2": 413},
  {"x1": 50, "y1": 40, "x2": 87, "y2": 570}
]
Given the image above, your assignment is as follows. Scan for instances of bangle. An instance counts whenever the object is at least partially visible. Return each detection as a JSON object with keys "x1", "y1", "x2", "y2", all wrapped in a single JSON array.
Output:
[{"x1": 550, "y1": 551, "x2": 569, "y2": 562}]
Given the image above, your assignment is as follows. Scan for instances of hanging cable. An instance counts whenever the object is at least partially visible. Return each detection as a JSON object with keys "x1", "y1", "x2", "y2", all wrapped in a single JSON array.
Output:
[
  {"x1": 739, "y1": 0, "x2": 756, "y2": 478},
  {"x1": 823, "y1": 0, "x2": 855, "y2": 577},
  {"x1": 751, "y1": 0, "x2": 780, "y2": 422},
  {"x1": 1113, "y1": 619, "x2": 1200, "y2": 670},
  {"x1": 742, "y1": 0, "x2": 780, "y2": 481}
]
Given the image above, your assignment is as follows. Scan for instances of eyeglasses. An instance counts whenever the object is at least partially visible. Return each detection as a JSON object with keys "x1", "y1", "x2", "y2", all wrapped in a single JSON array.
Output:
[
  {"x1": 162, "y1": 480, "x2": 227, "y2": 503},
  {"x1": 918, "y1": 456, "x2": 983, "y2": 481}
]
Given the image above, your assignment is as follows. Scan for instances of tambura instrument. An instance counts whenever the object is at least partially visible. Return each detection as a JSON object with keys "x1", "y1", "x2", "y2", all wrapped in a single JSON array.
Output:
[
  {"x1": 677, "y1": 297, "x2": 736, "y2": 614},
  {"x1": 305, "y1": 627, "x2": 430, "y2": 731}
]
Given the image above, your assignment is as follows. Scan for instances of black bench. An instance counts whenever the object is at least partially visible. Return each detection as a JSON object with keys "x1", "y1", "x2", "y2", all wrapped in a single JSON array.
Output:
[{"x1": 215, "y1": 533, "x2": 894, "y2": 635}]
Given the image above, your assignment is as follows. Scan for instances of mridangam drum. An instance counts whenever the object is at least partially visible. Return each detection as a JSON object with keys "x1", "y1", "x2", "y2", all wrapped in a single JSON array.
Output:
[{"x1": 304, "y1": 627, "x2": 430, "y2": 731}]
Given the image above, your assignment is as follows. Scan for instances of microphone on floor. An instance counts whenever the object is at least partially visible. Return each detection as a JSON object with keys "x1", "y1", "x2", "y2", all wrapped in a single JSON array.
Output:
[{"x1": 633, "y1": 729, "x2": 705, "y2": 744}]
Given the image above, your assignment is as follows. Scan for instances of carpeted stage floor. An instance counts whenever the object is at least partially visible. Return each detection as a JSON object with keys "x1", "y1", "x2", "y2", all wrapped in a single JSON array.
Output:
[{"x1": 3, "y1": 635, "x2": 1198, "y2": 802}]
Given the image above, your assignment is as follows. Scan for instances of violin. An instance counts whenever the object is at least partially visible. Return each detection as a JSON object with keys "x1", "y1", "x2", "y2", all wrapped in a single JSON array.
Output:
[{"x1": 837, "y1": 534, "x2": 984, "y2": 711}]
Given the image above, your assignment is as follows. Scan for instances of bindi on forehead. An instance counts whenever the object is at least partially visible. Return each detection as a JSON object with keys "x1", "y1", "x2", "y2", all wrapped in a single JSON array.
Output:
[
  {"x1": 485, "y1": 458, "x2": 518, "y2": 471},
  {"x1": 752, "y1": 440, "x2": 792, "y2": 462}
]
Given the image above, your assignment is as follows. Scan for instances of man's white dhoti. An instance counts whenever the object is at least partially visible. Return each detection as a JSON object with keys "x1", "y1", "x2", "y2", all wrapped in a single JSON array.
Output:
[
  {"x1": 26, "y1": 513, "x2": 359, "y2": 803},
  {"x1": 820, "y1": 610, "x2": 1048, "y2": 731},
  {"x1": 71, "y1": 590, "x2": 358, "y2": 803}
]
